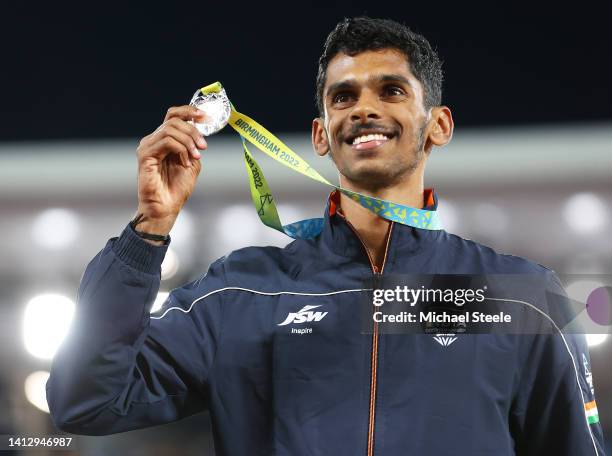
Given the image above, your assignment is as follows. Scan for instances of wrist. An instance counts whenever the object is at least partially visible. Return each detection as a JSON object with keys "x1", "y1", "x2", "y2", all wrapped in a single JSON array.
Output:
[
  {"x1": 132, "y1": 211, "x2": 177, "y2": 236},
  {"x1": 130, "y1": 213, "x2": 176, "y2": 245}
]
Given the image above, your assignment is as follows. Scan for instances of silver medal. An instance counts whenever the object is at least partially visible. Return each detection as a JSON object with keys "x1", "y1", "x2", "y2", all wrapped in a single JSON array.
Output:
[{"x1": 189, "y1": 86, "x2": 231, "y2": 136}]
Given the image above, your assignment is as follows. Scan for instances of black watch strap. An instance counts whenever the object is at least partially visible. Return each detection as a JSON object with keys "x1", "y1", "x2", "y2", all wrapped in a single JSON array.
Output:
[{"x1": 129, "y1": 214, "x2": 170, "y2": 242}]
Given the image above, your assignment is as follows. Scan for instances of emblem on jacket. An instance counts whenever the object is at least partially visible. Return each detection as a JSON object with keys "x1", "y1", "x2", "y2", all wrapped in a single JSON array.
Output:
[
  {"x1": 583, "y1": 353, "x2": 594, "y2": 395},
  {"x1": 432, "y1": 334, "x2": 458, "y2": 347},
  {"x1": 278, "y1": 305, "x2": 328, "y2": 326}
]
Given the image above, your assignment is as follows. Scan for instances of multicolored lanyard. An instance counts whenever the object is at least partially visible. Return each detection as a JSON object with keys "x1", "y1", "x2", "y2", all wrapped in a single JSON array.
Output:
[{"x1": 198, "y1": 82, "x2": 442, "y2": 239}]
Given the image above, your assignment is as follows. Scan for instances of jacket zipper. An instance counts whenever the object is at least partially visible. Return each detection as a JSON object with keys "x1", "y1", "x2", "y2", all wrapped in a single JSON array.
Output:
[{"x1": 338, "y1": 212, "x2": 394, "y2": 456}]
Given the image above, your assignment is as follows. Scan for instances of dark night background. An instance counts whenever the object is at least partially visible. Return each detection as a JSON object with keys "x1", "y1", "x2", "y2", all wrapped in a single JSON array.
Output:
[
  {"x1": 1, "y1": 3, "x2": 611, "y2": 455},
  {"x1": 0, "y1": 0, "x2": 612, "y2": 456},
  {"x1": 2, "y1": 2, "x2": 610, "y2": 141}
]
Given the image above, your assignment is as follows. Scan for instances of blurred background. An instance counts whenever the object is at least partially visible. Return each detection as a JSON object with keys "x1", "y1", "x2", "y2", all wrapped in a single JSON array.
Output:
[{"x1": 1, "y1": 2, "x2": 611, "y2": 455}]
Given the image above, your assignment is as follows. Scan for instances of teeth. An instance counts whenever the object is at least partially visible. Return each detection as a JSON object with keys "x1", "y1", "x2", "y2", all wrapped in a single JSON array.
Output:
[{"x1": 352, "y1": 133, "x2": 389, "y2": 145}]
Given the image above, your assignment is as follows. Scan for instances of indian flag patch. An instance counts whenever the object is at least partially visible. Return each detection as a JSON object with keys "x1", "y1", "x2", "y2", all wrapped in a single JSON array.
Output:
[{"x1": 585, "y1": 400, "x2": 599, "y2": 424}]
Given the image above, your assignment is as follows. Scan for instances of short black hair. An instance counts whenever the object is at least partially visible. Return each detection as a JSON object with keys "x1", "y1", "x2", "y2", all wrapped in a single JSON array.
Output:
[{"x1": 315, "y1": 17, "x2": 443, "y2": 117}]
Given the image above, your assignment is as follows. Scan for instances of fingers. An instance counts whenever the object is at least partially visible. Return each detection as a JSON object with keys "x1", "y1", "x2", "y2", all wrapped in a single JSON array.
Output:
[
  {"x1": 164, "y1": 105, "x2": 206, "y2": 123},
  {"x1": 138, "y1": 105, "x2": 209, "y2": 169},
  {"x1": 166, "y1": 117, "x2": 208, "y2": 155},
  {"x1": 152, "y1": 136, "x2": 191, "y2": 167},
  {"x1": 159, "y1": 120, "x2": 206, "y2": 156},
  {"x1": 142, "y1": 118, "x2": 207, "y2": 161},
  {"x1": 163, "y1": 107, "x2": 207, "y2": 157}
]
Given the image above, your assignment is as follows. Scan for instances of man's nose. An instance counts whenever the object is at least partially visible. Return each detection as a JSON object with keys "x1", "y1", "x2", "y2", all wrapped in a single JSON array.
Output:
[{"x1": 350, "y1": 92, "x2": 382, "y2": 123}]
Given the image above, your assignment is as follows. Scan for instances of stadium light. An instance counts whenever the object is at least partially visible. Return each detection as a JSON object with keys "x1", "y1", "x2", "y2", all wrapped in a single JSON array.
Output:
[
  {"x1": 24, "y1": 371, "x2": 50, "y2": 413},
  {"x1": 563, "y1": 193, "x2": 608, "y2": 234},
  {"x1": 23, "y1": 294, "x2": 75, "y2": 360},
  {"x1": 586, "y1": 334, "x2": 608, "y2": 347},
  {"x1": 151, "y1": 291, "x2": 169, "y2": 313},
  {"x1": 31, "y1": 208, "x2": 80, "y2": 250}
]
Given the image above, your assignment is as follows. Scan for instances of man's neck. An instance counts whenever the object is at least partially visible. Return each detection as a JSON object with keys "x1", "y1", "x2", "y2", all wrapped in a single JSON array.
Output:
[{"x1": 338, "y1": 174, "x2": 425, "y2": 271}]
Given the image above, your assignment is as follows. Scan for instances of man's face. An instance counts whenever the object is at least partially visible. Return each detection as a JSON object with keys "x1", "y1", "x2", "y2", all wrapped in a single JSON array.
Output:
[{"x1": 314, "y1": 48, "x2": 431, "y2": 189}]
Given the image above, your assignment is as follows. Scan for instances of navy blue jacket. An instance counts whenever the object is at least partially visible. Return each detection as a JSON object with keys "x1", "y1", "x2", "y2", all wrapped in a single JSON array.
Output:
[{"x1": 47, "y1": 193, "x2": 606, "y2": 455}]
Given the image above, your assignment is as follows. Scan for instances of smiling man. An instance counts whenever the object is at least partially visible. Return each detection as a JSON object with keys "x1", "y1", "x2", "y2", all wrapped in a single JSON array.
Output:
[
  {"x1": 311, "y1": 36, "x2": 452, "y2": 268},
  {"x1": 47, "y1": 17, "x2": 606, "y2": 456}
]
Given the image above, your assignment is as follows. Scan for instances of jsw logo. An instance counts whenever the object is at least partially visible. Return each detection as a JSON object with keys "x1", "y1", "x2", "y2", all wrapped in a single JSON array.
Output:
[{"x1": 278, "y1": 305, "x2": 328, "y2": 326}]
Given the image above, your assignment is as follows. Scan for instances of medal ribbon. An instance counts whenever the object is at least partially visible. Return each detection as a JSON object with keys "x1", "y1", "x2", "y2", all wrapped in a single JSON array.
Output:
[{"x1": 199, "y1": 82, "x2": 442, "y2": 239}]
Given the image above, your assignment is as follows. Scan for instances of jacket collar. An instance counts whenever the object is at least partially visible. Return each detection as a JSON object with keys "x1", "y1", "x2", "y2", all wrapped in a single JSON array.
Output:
[{"x1": 319, "y1": 189, "x2": 441, "y2": 268}]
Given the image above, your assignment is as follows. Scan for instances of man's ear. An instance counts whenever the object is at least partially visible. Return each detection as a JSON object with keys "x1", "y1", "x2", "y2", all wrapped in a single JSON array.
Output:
[
  {"x1": 312, "y1": 117, "x2": 330, "y2": 157},
  {"x1": 424, "y1": 106, "x2": 454, "y2": 153}
]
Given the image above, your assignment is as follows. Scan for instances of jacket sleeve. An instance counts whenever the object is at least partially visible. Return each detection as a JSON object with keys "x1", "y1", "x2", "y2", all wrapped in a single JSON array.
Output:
[
  {"x1": 46, "y1": 224, "x2": 225, "y2": 435},
  {"x1": 510, "y1": 272, "x2": 607, "y2": 456}
]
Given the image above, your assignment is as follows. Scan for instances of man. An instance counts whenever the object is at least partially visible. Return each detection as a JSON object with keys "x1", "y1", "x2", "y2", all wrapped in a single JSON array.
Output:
[{"x1": 47, "y1": 17, "x2": 606, "y2": 455}]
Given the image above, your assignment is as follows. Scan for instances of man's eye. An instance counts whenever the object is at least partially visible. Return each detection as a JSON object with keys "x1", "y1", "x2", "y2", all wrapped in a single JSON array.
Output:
[
  {"x1": 383, "y1": 86, "x2": 405, "y2": 97},
  {"x1": 332, "y1": 93, "x2": 354, "y2": 104}
]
